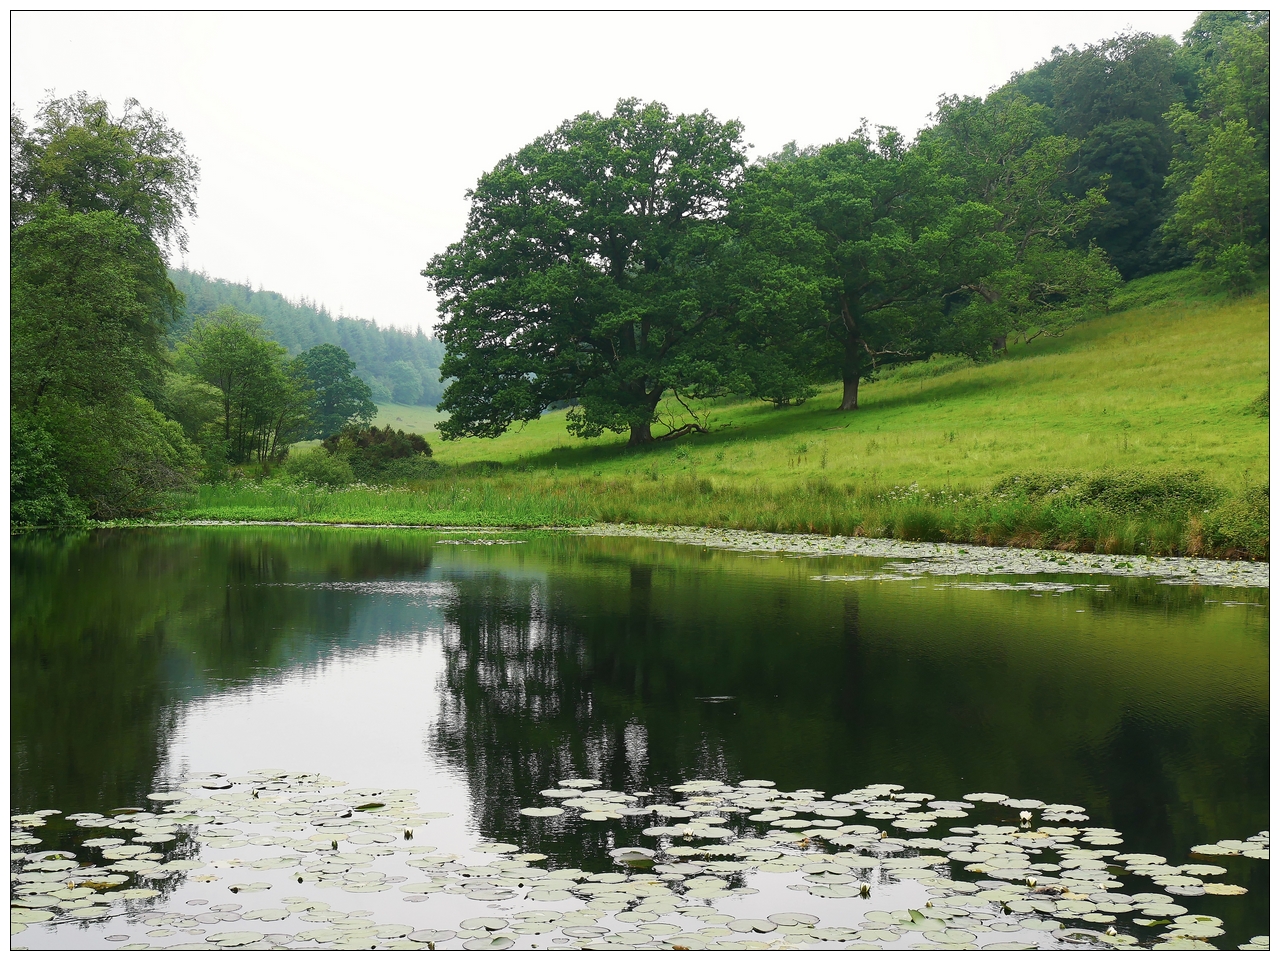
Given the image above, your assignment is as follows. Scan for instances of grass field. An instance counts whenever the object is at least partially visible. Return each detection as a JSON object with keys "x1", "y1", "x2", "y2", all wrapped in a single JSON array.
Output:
[
  {"x1": 180, "y1": 271, "x2": 1269, "y2": 558},
  {"x1": 372, "y1": 403, "x2": 446, "y2": 435}
]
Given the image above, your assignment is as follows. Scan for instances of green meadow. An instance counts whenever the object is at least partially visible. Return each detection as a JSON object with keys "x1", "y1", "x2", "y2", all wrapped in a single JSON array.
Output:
[{"x1": 175, "y1": 274, "x2": 1269, "y2": 558}]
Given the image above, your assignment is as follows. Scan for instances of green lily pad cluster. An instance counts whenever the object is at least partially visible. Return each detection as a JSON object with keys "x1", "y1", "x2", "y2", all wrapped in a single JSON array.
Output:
[{"x1": 9, "y1": 771, "x2": 1267, "y2": 951}]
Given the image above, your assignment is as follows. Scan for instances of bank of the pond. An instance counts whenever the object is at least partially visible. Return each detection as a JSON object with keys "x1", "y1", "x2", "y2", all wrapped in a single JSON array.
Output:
[
  {"x1": 97, "y1": 518, "x2": 1270, "y2": 588},
  {"x1": 141, "y1": 467, "x2": 1269, "y2": 561}
]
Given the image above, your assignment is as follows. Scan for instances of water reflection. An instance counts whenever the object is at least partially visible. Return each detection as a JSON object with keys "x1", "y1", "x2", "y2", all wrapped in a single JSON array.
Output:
[
  {"x1": 10, "y1": 528, "x2": 1269, "y2": 940},
  {"x1": 11, "y1": 528, "x2": 436, "y2": 817},
  {"x1": 428, "y1": 544, "x2": 1266, "y2": 853}
]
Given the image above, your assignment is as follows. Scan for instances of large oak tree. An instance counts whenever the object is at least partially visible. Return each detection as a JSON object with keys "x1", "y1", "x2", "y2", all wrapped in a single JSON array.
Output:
[{"x1": 424, "y1": 98, "x2": 803, "y2": 445}]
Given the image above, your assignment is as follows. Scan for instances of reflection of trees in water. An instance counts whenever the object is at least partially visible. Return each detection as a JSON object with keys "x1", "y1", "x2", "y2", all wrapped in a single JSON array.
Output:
[
  {"x1": 11, "y1": 528, "x2": 435, "y2": 816},
  {"x1": 430, "y1": 548, "x2": 1268, "y2": 883},
  {"x1": 429, "y1": 571, "x2": 655, "y2": 858},
  {"x1": 428, "y1": 561, "x2": 847, "y2": 866}
]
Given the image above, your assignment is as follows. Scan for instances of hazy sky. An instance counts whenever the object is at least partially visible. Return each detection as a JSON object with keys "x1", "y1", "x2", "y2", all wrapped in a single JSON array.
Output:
[{"x1": 12, "y1": 11, "x2": 1201, "y2": 334}]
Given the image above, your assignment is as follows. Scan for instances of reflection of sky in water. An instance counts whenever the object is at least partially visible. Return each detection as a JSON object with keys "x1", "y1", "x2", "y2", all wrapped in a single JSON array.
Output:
[
  {"x1": 159, "y1": 635, "x2": 472, "y2": 831},
  {"x1": 9, "y1": 530, "x2": 1270, "y2": 949}
]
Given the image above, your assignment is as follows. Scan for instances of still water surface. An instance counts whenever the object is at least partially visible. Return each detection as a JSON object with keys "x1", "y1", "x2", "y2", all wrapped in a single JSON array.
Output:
[{"x1": 11, "y1": 528, "x2": 1269, "y2": 947}]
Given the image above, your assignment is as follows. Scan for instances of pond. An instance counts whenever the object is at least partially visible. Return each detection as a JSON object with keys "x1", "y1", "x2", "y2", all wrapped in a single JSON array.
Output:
[{"x1": 10, "y1": 527, "x2": 1270, "y2": 950}]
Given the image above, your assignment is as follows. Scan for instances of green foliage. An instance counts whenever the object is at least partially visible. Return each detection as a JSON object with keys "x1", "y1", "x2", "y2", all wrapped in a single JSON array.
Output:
[
  {"x1": 1164, "y1": 14, "x2": 1269, "y2": 291},
  {"x1": 11, "y1": 204, "x2": 178, "y2": 413},
  {"x1": 9, "y1": 203, "x2": 192, "y2": 517},
  {"x1": 926, "y1": 91, "x2": 1120, "y2": 343},
  {"x1": 168, "y1": 269, "x2": 445, "y2": 406},
  {"x1": 281, "y1": 446, "x2": 356, "y2": 487},
  {"x1": 991, "y1": 469, "x2": 1221, "y2": 516},
  {"x1": 386, "y1": 360, "x2": 423, "y2": 405},
  {"x1": 744, "y1": 123, "x2": 1000, "y2": 410},
  {"x1": 425, "y1": 98, "x2": 795, "y2": 445},
  {"x1": 178, "y1": 306, "x2": 311, "y2": 464},
  {"x1": 321, "y1": 423, "x2": 435, "y2": 482},
  {"x1": 157, "y1": 371, "x2": 223, "y2": 439},
  {"x1": 31, "y1": 395, "x2": 202, "y2": 520},
  {"x1": 11, "y1": 93, "x2": 199, "y2": 255},
  {"x1": 1165, "y1": 121, "x2": 1268, "y2": 288},
  {"x1": 10, "y1": 94, "x2": 199, "y2": 523},
  {"x1": 1180, "y1": 11, "x2": 1269, "y2": 155},
  {"x1": 1006, "y1": 32, "x2": 1195, "y2": 278},
  {"x1": 10, "y1": 415, "x2": 86, "y2": 529},
  {"x1": 290, "y1": 343, "x2": 376, "y2": 439},
  {"x1": 1199, "y1": 484, "x2": 1269, "y2": 558}
]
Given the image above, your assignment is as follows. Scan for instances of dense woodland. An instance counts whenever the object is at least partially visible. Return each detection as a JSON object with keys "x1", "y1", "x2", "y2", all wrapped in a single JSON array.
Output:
[
  {"x1": 169, "y1": 269, "x2": 445, "y2": 407},
  {"x1": 11, "y1": 12, "x2": 1270, "y2": 526}
]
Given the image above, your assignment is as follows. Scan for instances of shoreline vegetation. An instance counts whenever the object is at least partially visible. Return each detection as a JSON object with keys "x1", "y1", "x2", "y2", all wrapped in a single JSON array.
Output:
[
  {"x1": 97, "y1": 466, "x2": 1269, "y2": 562},
  {"x1": 94, "y1": 279, "x2": 1269, "y2": 562}
]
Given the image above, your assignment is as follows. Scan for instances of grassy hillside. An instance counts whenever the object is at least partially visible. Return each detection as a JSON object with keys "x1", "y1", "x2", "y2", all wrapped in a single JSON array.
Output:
[
  {"x1": 177, "y1": 273, "x2": 1269, "y2": 558},
  {"x1": 432, "y1": 285, "x2": 1267, "y2": 492}
]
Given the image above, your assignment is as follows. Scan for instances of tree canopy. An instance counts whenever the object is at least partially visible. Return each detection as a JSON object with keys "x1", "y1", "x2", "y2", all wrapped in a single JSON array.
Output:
[
  {"x1": 11, "y1": 92, "x2": 200, "y2": 256},
  {"x1": 742, "y1": 125, "x2": 1001, "y2": 410},
  {"x1": 1163, "y1": 12, "x2": 1270, "y2": 290},
  {"x1": 425, "y1": 98, "x2": 802, "y2": 445},
  {"x1": 177, "y1": 306, "x2": 312, "y2": 465},
  {"x1": 10, "y1": 96, "x2": 201, "y2": 523},
  {"x1": 291, "y1": 343, "x2": 377, "y2": 439}
]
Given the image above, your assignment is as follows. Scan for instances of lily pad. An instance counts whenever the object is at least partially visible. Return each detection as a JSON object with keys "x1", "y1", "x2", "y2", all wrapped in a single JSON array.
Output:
[
  {"x1": 205, "y1": 931, "x2": 264, "y2": 947},
  {"x1": 923, "y1": 929, "x2": 977, "y2": 944},
  {"x1": 11, "y1": 908, "x2": 56, "y2": 924},
  {"x1": 1202, "y1": 883, "x2": 1247, "y2": 896},
  {"x1": 980, "y1": 943, "x2": 1038, "y2": 951},
  {"x1": 407, "y1": 929, "x2": 456, "y2": 943},
  {"x1": 767, "y1": 912, "x2": 819, "y2": 927}
]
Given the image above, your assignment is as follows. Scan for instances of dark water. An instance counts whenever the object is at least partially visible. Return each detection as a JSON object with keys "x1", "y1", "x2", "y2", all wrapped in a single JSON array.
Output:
[{"x1": 10, "y1": 527, "x2": 1270, "y2": 943}]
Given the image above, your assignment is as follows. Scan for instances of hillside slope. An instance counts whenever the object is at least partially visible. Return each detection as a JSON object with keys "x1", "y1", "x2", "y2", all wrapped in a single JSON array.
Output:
[{"x1": 433, "y1": 283, "x2": 1269, "y2": 494}]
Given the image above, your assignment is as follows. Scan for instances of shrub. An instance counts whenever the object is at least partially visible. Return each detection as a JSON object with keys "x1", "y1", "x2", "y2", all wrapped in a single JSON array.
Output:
[
  {"x1": 992, "y1": 469, "x2": 1221, "y2": 517},
  {"x1": 323, "y1": 423, "x2": 432, "y2": 481},
  {"x1": 10, "y1": 415, "x2": 86, "y2": 529},
  {"x1": 314, "y1": 423, "x2": 441, "y2": 484},
  {"x1": 282, "y1": 447, "x2": 355, "y2": 487},
  {"x1": 1200, "y1": 485, "x2": 1269, "y2": 559},
  {"x1": 370, "y1": 454, "x2": 441, "y2": 483}
]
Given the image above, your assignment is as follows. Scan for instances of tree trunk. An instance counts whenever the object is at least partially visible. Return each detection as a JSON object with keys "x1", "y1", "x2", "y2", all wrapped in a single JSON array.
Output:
[
  {"x1": 992, "y1": 333, "x2": 1007, "y2": 353},
  {"x1": 628, "y1": 421, "x2": 654, "y2": 446},
  {"x1": 840, "y1": 376, "x2": 859, "y2": 411},
  {"x1": 839, "y1": 335, "x2": 860, "y2": 411}
]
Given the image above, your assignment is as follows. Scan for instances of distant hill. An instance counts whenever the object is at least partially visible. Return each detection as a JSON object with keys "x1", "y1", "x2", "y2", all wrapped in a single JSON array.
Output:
[{"x1": 169, "y1": 269, "x2": 445, "y2": 407}]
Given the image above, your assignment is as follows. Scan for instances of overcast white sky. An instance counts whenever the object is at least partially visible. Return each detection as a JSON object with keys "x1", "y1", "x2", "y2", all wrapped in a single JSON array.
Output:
[{"x1": 12, "y1": 11, "x2": 1201, "y2": 334}]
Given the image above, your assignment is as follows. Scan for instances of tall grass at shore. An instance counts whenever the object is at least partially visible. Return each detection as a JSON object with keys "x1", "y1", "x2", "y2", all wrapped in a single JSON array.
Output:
[{"x1": 168, "y1": 467, "x2": 1267, "y2": 559}]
